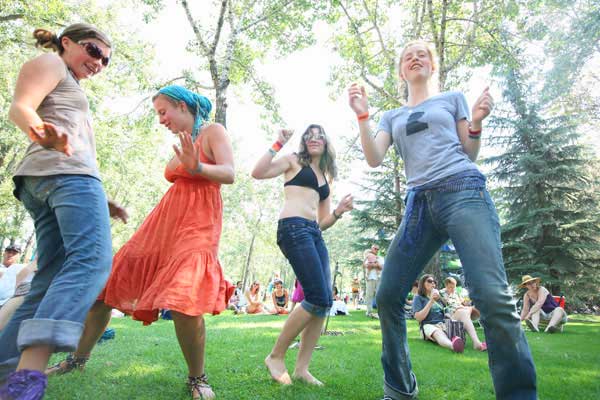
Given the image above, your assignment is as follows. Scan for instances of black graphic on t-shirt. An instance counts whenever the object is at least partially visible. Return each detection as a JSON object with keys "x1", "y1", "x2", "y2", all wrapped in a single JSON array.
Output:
[{"x1": 406, "y1": 112, "x2": 428, "y2": 136}]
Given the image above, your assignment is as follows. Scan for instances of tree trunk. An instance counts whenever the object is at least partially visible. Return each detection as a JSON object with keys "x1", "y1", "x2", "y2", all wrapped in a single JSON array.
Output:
[
  {"x1": 241, "y1": 213, "x2": 262, "y2": 289},
  {"x1": 214, "y1": 82, "x2": 230, "y2": 127},
  {"x1": 21, "y1": 231, "x2": 35, "y2": 263}
]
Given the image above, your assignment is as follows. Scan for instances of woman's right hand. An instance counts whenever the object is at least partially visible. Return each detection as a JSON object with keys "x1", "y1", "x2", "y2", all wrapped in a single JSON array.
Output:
[
  {"x1": 431, "y1": 289, "x2": 440, "y2": 301},
  {"x1": 29, "y1": 122, "x2": 73, "y2": 156},
  {"x1": 277, "y1": 128, "x2": 294, "y2": 145},
  {"x1": 348, "y1": 83, "x2": 369, "y2": 115}
]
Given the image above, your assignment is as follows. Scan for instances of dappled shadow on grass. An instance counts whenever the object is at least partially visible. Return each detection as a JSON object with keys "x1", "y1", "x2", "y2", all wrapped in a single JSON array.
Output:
[{"x1": 44, "y1": 313, "x2": 600, "y2": 399}]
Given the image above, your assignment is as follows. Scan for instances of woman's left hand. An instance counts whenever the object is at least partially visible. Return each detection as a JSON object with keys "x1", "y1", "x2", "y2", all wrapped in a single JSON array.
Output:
[
  {"x1": 471, "y1": 87, "x2": 494, "y2": 125},
  {"x1": 173, "y1": 132, "x2": 199, "y2": 172},
  {"x1": 335, "y1": 194, "x2": 354, "y2": 215}
]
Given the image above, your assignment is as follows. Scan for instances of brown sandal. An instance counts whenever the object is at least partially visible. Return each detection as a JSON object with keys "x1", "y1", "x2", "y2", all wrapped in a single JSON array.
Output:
[
  {"x1": 45, "y1": 353, "x2": 89, "y2": 376},
  {"x1": 187, "y1": 374, "x2": 215, "y2": 399}
]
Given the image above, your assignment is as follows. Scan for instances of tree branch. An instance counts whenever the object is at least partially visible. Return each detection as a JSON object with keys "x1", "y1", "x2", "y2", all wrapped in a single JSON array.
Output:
[
  {"x1": 210, "y1": 0, "x2": 228, "y2": 56},
  {"x1": 180, "y1": 0, "x2": 210, "y2": 55},
  {"x1": 0, "y1": 14, "x2": 24, "y2": 23},
  {"x1": 235, "y1": 0, "x2": 295, "y2": 34}
]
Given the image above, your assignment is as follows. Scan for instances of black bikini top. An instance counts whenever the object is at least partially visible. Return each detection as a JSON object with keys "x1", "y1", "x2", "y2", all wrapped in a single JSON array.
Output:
[{"x1": 284, "y1": 165, "x2": 330, "y2": 201}]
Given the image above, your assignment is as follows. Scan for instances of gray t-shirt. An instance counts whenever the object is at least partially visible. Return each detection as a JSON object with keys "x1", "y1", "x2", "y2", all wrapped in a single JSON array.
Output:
[
  {"x1": 377, "y1": 91, "x2": 478, "y2": 188},
  {"x1": 412, "y1": 294, "x2": 445, "y2": 325}
]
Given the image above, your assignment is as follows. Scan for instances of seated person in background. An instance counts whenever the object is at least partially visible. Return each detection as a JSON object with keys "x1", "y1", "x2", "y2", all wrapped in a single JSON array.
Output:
[
  {"x1": 519, "y1": 275, "x2": 567, "y2": 333},
  {"x1": 228, "y1": 281, "x2": 247, "y2": 314},
  {"x1": 440, "y1": 277, "x2": 486, "y2": 351},
  {"x1": 404, "y1": 280, "x2": 419, "y2": 318},
  {"x1": 0, "y1": 259, "x2": 37, "y2": 331},
  {"x1": 246, "y1": 281, "x2": 268, "y2": 314},
  {"x1": 271, "y1": 279, "x2": 289, "y2": 315},
  {"x1": 0, "y1": 245, "x2": 27, "y2": 308},
  {"x1": 329, "y1": 286, "x2": 349, "y2": 316},
  {"x1": 412, "y1": 274, "x2": 465, "y2": 353}
]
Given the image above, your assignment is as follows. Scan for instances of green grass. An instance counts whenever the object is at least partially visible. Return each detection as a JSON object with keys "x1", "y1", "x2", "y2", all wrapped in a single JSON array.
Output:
[{"x1": 45, "y1": 311, "x2": 600, "y2": 399}]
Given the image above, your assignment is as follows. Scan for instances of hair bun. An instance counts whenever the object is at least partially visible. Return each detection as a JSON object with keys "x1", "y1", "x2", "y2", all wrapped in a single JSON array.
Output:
[{"x1": 33, "y1": 28, "x2": 61, "y2": 52}]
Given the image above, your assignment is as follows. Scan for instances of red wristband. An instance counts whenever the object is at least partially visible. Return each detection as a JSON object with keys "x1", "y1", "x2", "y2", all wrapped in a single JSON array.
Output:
[
  {"x1": 271, "y1": 141, "x2": 283, "y2": 152},
  {"x1": 357, "y1": 112, "x2": 369, "y2": 121},
  {"x1": 468, "y1": 127, "x2": 482, "y2": 139}
]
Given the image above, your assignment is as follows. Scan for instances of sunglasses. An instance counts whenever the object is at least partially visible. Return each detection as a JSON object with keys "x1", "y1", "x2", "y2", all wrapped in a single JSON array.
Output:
[
  {"x1": 426, "y1": 279, "x2": 436, "y2": 284},
  {"x1": 79, "y1": 41, "x2": 110, "y2": 66},
  {"x1": 304, "y1": 133, "x2": 326, "y2": 142}
]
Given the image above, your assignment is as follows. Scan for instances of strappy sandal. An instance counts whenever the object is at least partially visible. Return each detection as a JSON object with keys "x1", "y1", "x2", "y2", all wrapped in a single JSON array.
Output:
[
  {"x1": 45, "y1": 353, "x2": 89, "y2": 376},
  {"x1": 187, "y1": 374, "x2": 215, "y2": 399}
]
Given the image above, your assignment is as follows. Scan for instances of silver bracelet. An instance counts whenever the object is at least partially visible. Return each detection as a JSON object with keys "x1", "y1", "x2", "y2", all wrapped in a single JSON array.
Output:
[
  {"x1": 192, "y1": 163, "x2": 203, "y2": 175},
  {"x1": 268, "y1": 148, "x2": 277, "y2": 157}
]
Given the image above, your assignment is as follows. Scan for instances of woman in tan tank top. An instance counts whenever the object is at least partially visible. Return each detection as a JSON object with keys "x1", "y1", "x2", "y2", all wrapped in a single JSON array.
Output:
[{"x1": 0, "y1": 24, "x2": 127, "y2": 400}]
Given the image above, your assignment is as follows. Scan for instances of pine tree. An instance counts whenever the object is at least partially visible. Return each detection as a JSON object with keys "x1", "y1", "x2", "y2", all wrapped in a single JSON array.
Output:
[{"x1": 487, "y1": 67, "x2": 600, "y2": 309}]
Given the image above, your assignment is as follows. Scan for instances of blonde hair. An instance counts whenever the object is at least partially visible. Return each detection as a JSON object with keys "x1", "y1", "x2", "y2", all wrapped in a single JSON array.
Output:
[{"x1": 33, "y1": 23, "x2": 111, "y2": 54}]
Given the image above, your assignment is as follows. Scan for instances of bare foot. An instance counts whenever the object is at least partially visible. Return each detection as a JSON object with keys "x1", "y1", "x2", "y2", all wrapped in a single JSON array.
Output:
[
  {"x1": 265, "y1": 355, "x2": 292, "y2": 385},
  {"x1": 293, "y1": 370, "x2": 323, "y2": 386},
  {"x1": 192, "y1": 386, "x2": 215, "y2": 400},
  {"x1": 473, "y1": 341, "x2": 487, "y2": 351}
]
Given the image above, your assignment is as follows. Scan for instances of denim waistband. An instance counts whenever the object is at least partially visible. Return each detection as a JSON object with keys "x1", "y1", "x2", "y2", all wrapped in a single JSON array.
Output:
[
  {"x1": 278, "y1": 216, "x2": 319, "y2": 229},
  {"x1": 401, "y1": 170, "x2": 487, "y2": 255}
]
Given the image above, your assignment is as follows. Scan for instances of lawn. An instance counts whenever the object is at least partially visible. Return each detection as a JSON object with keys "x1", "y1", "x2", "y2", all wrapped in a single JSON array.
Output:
[{"x1": 45, "y1": 312, "x2": 600, "y2": 400}]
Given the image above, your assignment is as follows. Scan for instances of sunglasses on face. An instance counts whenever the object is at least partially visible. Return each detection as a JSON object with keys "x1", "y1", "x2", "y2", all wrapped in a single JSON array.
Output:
[
  {"x1": 426, "y1": 279, "x2": 436, "y2": 284},
  {"x1": 79, "y1": 41, "x2": 110, "y2": 66},
  {"x1": 304, "y1": 133, "x2": 326, "y2": 142}
]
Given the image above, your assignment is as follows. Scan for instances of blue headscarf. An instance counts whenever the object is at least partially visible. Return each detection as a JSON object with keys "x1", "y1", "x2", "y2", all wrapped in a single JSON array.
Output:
[{"x1": 157, "y1": 85, "x2": 212, "y2": 140}]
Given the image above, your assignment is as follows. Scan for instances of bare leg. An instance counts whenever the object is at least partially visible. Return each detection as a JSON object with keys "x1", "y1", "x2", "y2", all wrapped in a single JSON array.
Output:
[
  {"x1": 45, "y1": 301, "x2": 112, "y2": 375},
  {"x1": 74, "y1": 301, "x2": 113, "y2": 357},
  {"x1": 453, "y1": 308, "x2": 484, "y2": 349},
  {"x1": 265, "y1": 305, "x2": 314, "y2": 385},
  {"x1": 545, "y1": 308, "x2": 567, "y2": 332},
  {"x1": 293, "y1": 315, "x2": 325, "y2": 385},
  {"x1": 17, "y1": 345, "x2": 54, "y2": 372},
  {"x1": 530, "y1": 310, "x2": 540, "y2": 330},
  {"x1": 431, "y1": 330, "x2": 453, "y2": 350},
  {"x1": 171, "y1": 311, "x2": 214, "y2": 400},
  {"x1": 0, "y1": 296, "x2": 25, "y2": 331}
]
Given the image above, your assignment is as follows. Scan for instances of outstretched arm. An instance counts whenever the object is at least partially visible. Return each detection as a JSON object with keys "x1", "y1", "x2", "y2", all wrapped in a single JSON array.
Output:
[{"x1": 251, "y1": 129, "x2": 294, "y2": 180}]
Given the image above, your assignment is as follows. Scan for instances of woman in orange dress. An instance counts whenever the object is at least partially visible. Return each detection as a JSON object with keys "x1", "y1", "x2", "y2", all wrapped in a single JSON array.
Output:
[{"x1": 47, "y1": 85, "x2": 234, "y2": 399}]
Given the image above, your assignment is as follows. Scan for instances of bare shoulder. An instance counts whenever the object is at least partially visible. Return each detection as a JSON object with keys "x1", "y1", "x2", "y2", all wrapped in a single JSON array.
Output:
[
  {"x1": 203, "y1": 122, "x2": 228, "y2": 137},
  {"x1": 24, "y1": 53, "x2": 66, "y2": 77}
]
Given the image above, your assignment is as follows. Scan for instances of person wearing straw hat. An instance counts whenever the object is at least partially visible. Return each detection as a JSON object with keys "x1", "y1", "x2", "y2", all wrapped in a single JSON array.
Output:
[{"x1": 519, "y1": 275, "x2": 568, "y2": 333}]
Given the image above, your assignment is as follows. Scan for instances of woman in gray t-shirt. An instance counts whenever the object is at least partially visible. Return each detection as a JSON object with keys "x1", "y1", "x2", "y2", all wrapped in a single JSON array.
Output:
[
  {"x1": 348, "y1": 40, "x2": 537, "y2": 400},
  {"x1": 0, "y1": 24, "x2": 127, "y2": 399}
]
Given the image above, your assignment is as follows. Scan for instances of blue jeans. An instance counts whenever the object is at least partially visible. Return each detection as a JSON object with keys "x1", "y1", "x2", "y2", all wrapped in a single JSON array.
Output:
[
  {"x1": 277, "y1": 217, "x2": 332, "y2": 317},
  {"x1": 0, "y1": 175, "x2": 112, "y2": 379},
  {"x1": 377, "y1": 188, "x2": 537, "y2": 400}
]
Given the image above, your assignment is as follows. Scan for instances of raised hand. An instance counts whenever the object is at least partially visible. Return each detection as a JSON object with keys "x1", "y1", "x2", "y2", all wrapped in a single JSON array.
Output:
[
  {"x1": 335, "y1": 194, "x2": 354, "y2": 216},
  {"x1": 348, "y1": 84, "x2": 369, "y2": 115},
  {"x1": 108, "y1": 200, "x2": 129, "y2": 224},
  {"x1": 29, "y1": 122, "x2": 73, "y2": 156},
  {"x1": 277, "y1": 128, "x2": 294, "y2": 145},
  {"x1": 173, "y1": 132, "x2": 200, "y2": 172},
  {"x1": 472, "y1": 87, "x2": 494, "y2": 125}
]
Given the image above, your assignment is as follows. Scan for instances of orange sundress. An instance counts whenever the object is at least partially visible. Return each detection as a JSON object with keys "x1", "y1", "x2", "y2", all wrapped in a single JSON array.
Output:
[{"x1": 100, "y1": 139, "x2": 228, "y2": 325}]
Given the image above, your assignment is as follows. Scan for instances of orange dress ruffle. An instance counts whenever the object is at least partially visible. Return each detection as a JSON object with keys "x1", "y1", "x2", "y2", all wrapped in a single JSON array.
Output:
[{"x1": 100, "y1": 141, "x2": 229, "y2": 325}]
